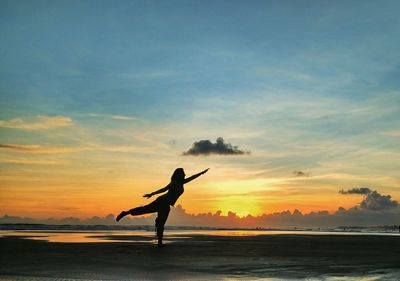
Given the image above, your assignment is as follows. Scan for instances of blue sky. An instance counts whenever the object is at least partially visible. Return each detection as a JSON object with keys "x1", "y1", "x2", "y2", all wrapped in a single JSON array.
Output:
[{"x1": 0, "y1": 0, "x2": 399, "y2": 218}]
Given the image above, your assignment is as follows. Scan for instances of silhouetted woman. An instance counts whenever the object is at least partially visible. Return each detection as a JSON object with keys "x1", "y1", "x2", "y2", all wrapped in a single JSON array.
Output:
[{"x1": 116, "y1": 168, "x2": 209, "y2": 247}]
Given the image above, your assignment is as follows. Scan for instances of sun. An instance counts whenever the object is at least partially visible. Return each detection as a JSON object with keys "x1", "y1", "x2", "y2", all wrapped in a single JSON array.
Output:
[{"x1": 215, "y1": 196, "x2": 262, "y2": 217}]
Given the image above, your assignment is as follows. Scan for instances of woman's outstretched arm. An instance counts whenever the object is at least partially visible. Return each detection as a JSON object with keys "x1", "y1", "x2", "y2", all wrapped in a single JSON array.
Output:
[
  {"x1": 143, "y1": 183, "x2": 171, "y2": 198},
  {"x1": 184, "y1": 168, "x2": 209, "y2": 184}
]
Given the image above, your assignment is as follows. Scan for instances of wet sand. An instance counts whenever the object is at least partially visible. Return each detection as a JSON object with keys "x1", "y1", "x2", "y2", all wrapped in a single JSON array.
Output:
[{"x1": 1, "y1": 233, "x2": 400, "y2": 280}]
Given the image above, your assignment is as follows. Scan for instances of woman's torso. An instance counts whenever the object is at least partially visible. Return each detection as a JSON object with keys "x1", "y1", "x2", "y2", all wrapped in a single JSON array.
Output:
[{"x1": 160, "y1": 181, "x2": 184, "y2": 206}]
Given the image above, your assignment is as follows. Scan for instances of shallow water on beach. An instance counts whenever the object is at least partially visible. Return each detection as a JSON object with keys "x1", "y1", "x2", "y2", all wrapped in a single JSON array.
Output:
[
  {"x1": 1, "y1": 230, "x2": 400, "y2": 280},
  {"x1": 1, "y1": 229, "x2": 399, "y2": 243}
]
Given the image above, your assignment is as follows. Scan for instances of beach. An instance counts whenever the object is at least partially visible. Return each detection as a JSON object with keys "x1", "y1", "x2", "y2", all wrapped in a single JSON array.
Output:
[{"x1": 1, "y1": 231, "x2": 400, "y2": 280}]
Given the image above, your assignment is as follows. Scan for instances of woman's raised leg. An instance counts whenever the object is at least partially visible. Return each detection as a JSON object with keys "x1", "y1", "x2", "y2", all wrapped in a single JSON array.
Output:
[{"x1": 116, "y1": 200, "x2": 159, "y2": 222}]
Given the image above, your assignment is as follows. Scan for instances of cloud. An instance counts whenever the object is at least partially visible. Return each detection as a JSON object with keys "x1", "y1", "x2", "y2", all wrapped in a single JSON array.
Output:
[
  {"x1": 0, "y1": 144, "x2": 83, "y2": 154},
  {"x1": 112, "y1": 115, "x2": 136, "y2": 120},
  {"x1": 0, "y1": 116, "x2": 73, "y2": 130},
  {"x1": 359, "y1": 191, "x2": 399, "y2": 211},
  {"x1": 340, "y1": 188, "x2": 399, "y2": 211},
  {"x1": 0, "y1": 143, "x2": 165, "y2": 156},
  {"x1": 339, "y1": 187, "x2": 372, "y2": 195},
  {"x1": 382, "y1": 130, "x2": 400, "y2": 137},
  {"x1": 183, "y1": 137, "x2": 249, "y2": 156},
  {"x1": 89, "y1": 113, "x2": 136, "y2": 120},
  {"x1": 293, "y1": 170, "x2": 310, "y2": 177},
  {"x1": 0, "y1": 156, "x2": 67, "y2": 165}
]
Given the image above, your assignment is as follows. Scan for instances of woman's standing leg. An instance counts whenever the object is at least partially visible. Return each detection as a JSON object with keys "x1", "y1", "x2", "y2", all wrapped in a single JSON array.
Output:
[{"x1": 155, "y1": 204, "x2": 170, "y2": 247}]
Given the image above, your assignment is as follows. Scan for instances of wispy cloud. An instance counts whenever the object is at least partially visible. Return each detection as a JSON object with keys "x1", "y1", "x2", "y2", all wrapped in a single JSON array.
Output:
[
  {"x1": 382, "y1": 130, "x2": 400, "y2": 137},
  {"x1": 293, "y1": 170, "x2": 310, "y2": 177},
  {"x1": 91, "y1": 145, "x2": 163, "y2": 154},
  {"x1": 0, "y1": 143, "x2": 160, "y2": 155},
  {"x1": 0, "y1": 156, "x2": 67, "y2": 165},
  {"x1": 0, "y1": 116, "x2": 73, "y2": 130},
  {"x1": 0, "y1": 144, "x2": 83, "y2": 154},
  {"x1": 109, "y1": 70, "x2": 177, "y2": 80},
  {"x1": 89, "y1": 113, "x2": 136, "y2": 121},
  {"x1": 111, "y1": 115, "x2": 136, "y2": 120}
]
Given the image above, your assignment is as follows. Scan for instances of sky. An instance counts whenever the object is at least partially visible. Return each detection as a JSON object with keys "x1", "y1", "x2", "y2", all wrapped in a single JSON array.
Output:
[{"x1": 0, "y1": 0, "x2": 399, "y2": 224}]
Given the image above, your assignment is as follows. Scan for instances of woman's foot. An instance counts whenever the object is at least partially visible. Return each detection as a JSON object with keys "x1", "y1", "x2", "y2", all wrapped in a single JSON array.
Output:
[
  {"x1": 116, "y1": 211, "x2": 128, "y2": 222},
  {"x1": 157, "y1": 237, "x2": 164, "y2": 248}
]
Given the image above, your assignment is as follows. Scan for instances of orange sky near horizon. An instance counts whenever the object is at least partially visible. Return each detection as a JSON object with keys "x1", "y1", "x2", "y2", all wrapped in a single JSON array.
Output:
[{"x1": 0, "y1": 165, "x2": 382, "y2": 219}]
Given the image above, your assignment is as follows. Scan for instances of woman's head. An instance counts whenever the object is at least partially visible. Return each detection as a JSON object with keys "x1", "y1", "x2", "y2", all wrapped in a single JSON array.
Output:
[{"x1": 171, "y1": 168, "x2": 185, "y2": 182}]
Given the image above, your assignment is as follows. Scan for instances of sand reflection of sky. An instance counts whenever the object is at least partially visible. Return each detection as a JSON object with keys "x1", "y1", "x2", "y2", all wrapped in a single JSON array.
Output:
[
  {"x1": 0, "y1": 229, "x2": 399, "y2": 243},
  {"x1": 221, "y1": 273, "x2": 400, "y2": 281},
  {"x1": 0, "y1": 230, "x2": 152, "y2": 243}
]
